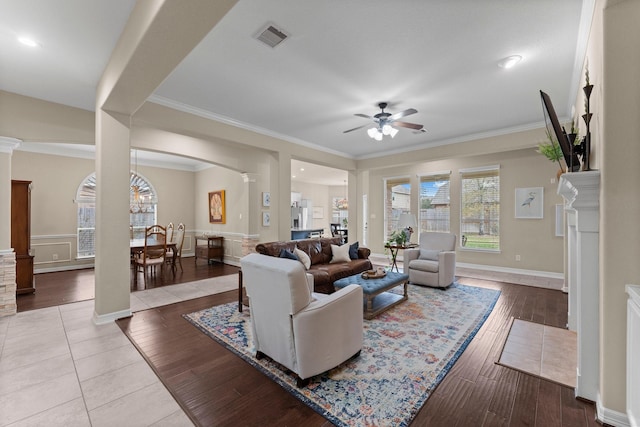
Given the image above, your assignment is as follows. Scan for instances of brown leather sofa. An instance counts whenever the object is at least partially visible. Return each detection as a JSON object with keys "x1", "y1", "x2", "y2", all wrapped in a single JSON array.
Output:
[{"x1": 255, "y1": 237, "x2": 372, "y2": 294}]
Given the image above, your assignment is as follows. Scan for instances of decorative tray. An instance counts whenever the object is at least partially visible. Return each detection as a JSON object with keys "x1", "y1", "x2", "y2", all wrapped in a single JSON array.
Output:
[{"x1": 361, "y1": 270, "x2": 387, "y2": 279}]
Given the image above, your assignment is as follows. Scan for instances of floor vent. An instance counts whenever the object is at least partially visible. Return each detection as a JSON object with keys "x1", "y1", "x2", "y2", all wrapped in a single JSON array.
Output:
[{"x1": 255, "y1": 24, "x2": 288, "y2": 48}]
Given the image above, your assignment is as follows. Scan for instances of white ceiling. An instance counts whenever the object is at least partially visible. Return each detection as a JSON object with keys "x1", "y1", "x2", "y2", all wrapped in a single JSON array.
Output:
[{"x1": 1, "y1": 0, "x2": 588, "y2": 185}]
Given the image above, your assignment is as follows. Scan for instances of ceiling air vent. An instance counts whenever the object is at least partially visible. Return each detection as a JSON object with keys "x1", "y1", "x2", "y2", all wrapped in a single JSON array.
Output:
[{"x1": 255, "y1": 24, "x2": 288, "y2": 48}]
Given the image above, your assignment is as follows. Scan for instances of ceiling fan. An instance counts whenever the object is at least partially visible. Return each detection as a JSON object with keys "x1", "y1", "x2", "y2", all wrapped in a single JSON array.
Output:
[{"x1": 343, "y1": 102, "x2": 424, "y2": 140}]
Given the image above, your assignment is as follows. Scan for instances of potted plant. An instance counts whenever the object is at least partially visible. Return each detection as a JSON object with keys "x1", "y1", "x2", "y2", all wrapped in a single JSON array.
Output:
[
  {"x1": 537, "y1": 129, "x2": 565, "y2": 178},
  {"x1": 386, "y1": 229, "x2": 408, "y2": 246}
]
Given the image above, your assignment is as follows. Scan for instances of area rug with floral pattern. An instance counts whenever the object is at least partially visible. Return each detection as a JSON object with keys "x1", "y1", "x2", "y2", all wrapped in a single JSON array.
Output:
[{"x1": 183, "y1": 282, "x2": 500, "y2": 427}]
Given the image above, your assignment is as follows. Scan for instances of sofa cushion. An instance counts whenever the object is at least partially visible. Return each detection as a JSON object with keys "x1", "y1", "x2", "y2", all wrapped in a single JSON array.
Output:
[
  {"x1": 294, "y1": 247, "x2": 311, "y2": 270},
  {"x1": 330, "y1": 244, "x2": 351, "y2": 263},
  {"x1": 312, "y1": 263, "x2": 354, "y2": 281},
  {"x1": 296, "y1": 239, "x2": 323, "y2": 265},
  {"x1": 349, "y1": 241, "x2": 359, "y2": 260},
  {"x1": 279, "y1": 248, "x2": 298, "y2": 260}
]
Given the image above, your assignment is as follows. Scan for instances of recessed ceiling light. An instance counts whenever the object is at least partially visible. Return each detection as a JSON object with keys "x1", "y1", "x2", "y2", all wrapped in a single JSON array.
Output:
[
  {"x1": 18, "y1": 36, "x2": 40, "y2": 48},
  {"x1": 300, "y1": 168, "x2": 304, "y2": 172},
  {"x1": 498, "y1": 55, "x2": 522, "y2": 69}
]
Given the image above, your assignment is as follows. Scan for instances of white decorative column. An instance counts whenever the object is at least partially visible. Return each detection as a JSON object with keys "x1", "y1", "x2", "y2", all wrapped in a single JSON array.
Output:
[
  {"x1": 626, "y1": 285, "x2": 640, "y2": 427},
  {"x1": 558, "y1": 171, "x2": 600, "y2": 402},
  {"x1": 0, "y1": 137, "x2": 21, "y2": 317},
  {"x1": 565, "y1": 210, "x2": 577, "y2": 330}
]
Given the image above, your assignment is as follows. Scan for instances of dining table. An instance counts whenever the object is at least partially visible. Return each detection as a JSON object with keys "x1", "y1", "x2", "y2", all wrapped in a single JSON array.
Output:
[{"x1": 130, "y1": 238, "x2": 178, "y2": 274}]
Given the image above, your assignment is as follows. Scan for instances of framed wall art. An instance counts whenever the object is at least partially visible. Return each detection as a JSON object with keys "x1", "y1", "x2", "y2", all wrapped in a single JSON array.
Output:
[
  {"x1": 515, "y1": 187, "x2": 543, "y2": 219},
  {"x1": 262, "y1": 192, "x2": 270, "y2": 207},
  {"x1": 209, "y1": 190, "x2": 226, "y2": 224},
  {"x1": 262, "y1": 211, "x2": 271, "y2": 227}
]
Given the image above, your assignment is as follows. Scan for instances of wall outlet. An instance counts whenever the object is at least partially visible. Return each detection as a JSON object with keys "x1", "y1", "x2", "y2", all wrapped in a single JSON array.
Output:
[
  {"x1": 515, "y1": 254, "x2": 521, "y2": 261},
  {"x1": 52, "y1": 253, "x2": 59, "y2": 261}
]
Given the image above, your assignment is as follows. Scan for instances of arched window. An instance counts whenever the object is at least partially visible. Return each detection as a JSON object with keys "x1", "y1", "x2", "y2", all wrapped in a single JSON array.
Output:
[{"x1": 76, "y1": 172, "x2": 158, "y2": 258}]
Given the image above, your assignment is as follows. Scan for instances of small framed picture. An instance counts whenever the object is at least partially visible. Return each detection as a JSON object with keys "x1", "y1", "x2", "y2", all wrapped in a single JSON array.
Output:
[
  {"x1": 208, "y1": 190, "x2": 226, "y2": 224},
  {"x1": 515, "y1": 187, "x2": 544, "y2": 219},
  {"x1": 262, "y1": 211, "x2": 271, "y2": 226},
  {"x1": 262, "y1": 192, "x2": 271, "y2": 207}
]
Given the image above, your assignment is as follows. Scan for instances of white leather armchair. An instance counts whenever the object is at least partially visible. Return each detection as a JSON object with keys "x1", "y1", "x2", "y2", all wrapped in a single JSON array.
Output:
[
  {"x1": 403, "y1": 232, "x2": 457, "y2": 288},
  {"x1": 240, "y1": 253, "x2": 363, "y2": 387}
]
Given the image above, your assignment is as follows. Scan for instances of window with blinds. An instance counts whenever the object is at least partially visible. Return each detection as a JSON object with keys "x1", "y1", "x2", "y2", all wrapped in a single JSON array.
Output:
[
  {"x1": 385, "y1": 177, "x2": 411, "y2": 240},
  {"x1": 460, "y1": 166, "x2": 500, "y2": 250},
  {"x1": 419, "y1": 172, "x2": 451, "y2": 233}
]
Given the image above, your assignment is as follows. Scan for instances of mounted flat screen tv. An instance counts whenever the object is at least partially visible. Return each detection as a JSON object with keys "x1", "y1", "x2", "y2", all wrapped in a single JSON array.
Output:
[{"x1": 540, "y1": 90, "x2": 580, "y2": 172}]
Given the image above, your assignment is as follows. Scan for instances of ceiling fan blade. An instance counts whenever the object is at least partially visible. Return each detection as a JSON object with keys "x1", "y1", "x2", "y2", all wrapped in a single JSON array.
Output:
[
  {"x1": 354, "y1": 113, "x2": 373, "y2": 119},
  {"x1": 394, "y1": 121, "x2": 424, "y2": 130},
  {"x1": 389, "y1": 108, "x2": 417, "y2": 121},
  {"x1": 343, "y1": 124, "x2": 370, "y2": 133}
]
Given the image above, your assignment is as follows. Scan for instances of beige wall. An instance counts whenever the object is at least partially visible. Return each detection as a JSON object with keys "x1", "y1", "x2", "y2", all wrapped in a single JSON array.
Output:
[
  {"x1": 366, "y1": 147, "x2": 564, "y2": 273},
  {"x1": 600, "y1": 0, "x2": 640, "y2": 414},
  {"x1": 11, "y1": 150, "x2": 198, "y2": 271}
]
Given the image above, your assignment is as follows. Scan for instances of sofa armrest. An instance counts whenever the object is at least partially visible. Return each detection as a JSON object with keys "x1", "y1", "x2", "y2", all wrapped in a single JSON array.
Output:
[
  {"x1": 357, "y1": 247, "x2": 371, "y2": 259},
  {"x1": 403, "y1": 248, "x2": 420, "y2": 273},
  {"x1": 292, "y1": 284, "x2": 364, "y2": 379}
]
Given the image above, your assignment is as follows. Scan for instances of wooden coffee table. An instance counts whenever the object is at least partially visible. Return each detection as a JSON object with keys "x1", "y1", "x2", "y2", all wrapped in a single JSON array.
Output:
[{"x1": 333, "y1": 271, "x2": 409, "y2": 319}]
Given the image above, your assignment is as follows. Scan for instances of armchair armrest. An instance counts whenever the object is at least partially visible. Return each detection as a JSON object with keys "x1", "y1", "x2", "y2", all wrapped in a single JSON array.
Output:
[
  {"x1": 403, "y1": 248, "x2": 420, "y2": 272},
  {"x1": 438, "y1": 251, "x2": 456, "y2": 286},
  {"x1": 306, "y1": 273, "x2": 314, "y2": 294},
  {"x1": 292, "y1": 284, "x2": 364, "y2": 379}
]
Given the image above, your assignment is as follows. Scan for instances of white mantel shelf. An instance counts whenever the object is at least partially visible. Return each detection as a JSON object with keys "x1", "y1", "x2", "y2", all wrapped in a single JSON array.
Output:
[{"x1": 557, "y1": 170, "x2": 600, "y2": 403}]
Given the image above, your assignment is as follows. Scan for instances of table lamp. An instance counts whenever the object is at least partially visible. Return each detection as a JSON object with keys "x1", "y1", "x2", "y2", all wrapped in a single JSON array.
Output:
[{"x1": 397, "y1": 213, "x2": 417, "y2": 243}]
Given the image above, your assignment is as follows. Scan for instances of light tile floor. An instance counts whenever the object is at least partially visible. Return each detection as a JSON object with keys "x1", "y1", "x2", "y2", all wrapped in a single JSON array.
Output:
[
  {"x1": 498, "y1": 318, "x2": 577, "y2": 388},
  {"x1": 0, "y1": 276, "x2": 238, "y2": 427}
]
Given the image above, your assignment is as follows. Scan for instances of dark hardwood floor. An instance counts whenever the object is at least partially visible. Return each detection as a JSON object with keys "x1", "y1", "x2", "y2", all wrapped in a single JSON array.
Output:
[
  {"x1": 16, "y1": 257, "x2": 239, "y2": 312},
  {"x1": 20, "y1": 263, "x2": 599, "y2": 426},
  {"x1": 117, "y1": 276, "x2": 599, "y2": 427}
]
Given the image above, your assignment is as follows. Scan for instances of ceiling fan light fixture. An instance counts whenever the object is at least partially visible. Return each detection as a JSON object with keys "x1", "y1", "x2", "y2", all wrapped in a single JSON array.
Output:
[
  {"x1": 382, "y1": 124, "x2": 393, "y2": 135},
  {"x1": 389, "y1": 127, "x2": 399, "y2": 138},
  {"x1": 374, "y1": 131, "x2": 383, "y2": 141},
  {"x1": 367, "y1": 127, "x2": 378, "y2": 138}
]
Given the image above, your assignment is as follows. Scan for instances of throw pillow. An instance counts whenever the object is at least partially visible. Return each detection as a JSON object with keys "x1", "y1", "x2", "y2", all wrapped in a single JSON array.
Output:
[
  {"x1": 279, "y1": 248, "x2": 298, "y2": 261},
  {"x1": 294, "y1": 247, "x2": 311, "y2": 270},
  {"x1": 419, "y1": 249, "x2": 440, "y2": 261},
  {"x1": 330, "y1": 243, "x2": 351, "y2": 264},
  {"x1": 349, "y1": 241, "x2": 359, "y2": 260}
]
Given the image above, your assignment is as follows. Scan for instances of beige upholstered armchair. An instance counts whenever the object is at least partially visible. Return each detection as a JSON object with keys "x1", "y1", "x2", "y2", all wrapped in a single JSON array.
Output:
[
  {"x1": 240, "y1": 253, "x2": 363, "y2": 387},
  {"x1": 403, "y1": 232, "x2": 457, "y2": 288}
]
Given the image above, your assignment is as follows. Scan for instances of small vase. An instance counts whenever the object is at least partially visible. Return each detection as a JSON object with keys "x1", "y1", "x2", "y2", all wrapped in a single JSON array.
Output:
[{"x1": 557, "y1": 168, "x2": 565, "y2": 180}]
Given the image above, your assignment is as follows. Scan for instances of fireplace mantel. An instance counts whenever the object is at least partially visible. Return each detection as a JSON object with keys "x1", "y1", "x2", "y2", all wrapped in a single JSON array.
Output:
[{"x1": 557, "y1": 170, "x2": 600, "y2": 402}]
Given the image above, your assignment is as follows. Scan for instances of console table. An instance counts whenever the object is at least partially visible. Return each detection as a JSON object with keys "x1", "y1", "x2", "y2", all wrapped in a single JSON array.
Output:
[{"x1": 195, "y1": 236, "x2": 224, "y2": 264}]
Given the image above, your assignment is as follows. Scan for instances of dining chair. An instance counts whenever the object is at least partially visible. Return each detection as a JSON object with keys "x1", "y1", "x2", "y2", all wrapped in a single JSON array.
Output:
[
  {"x1": 166, "y1": 222, "x2": 174, "y2": 243},
  {"x1": 134, "y1": 224, "x2": 167, "y2": 287},
  {"x1": 166, "y1": 223, "x2": 186, "y2": 272}
]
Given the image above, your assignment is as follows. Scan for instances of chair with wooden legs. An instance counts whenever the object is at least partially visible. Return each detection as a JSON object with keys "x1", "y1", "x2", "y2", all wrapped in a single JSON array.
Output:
[
  {"x1": 166, "y1": 223, "x2": 186, "y2": 272},
  {"x1": 134, "y1": 225, "x2": 167, "y2": 287}
]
